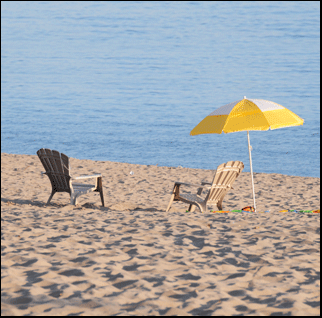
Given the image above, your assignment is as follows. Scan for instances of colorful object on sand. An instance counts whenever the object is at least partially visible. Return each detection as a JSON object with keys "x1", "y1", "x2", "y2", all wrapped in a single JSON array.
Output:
[
  {"x1": 210, "y1": 209, "x2": 269, "y2": 213},
  {"x1": 242, "y1": 206, "x2": 255, "y2": 212},
  {"x1": 186, "y1": 209, "x2": 319, "y2": 213},
  {"x1": 279, "y1": 209, "x2": 320, "y2": 213},
  {"x1": 211, "y1": 210, "x2": 230, "y2": 213}
]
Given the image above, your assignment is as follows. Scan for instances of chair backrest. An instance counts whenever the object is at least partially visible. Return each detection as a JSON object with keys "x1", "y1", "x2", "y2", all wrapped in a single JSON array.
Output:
[
  {"x1": 207, "y1": 161, "x2": 244, "y2": 203},
  {"x1": 37, "y1": 148, "x2": 71, "y2": 193}
]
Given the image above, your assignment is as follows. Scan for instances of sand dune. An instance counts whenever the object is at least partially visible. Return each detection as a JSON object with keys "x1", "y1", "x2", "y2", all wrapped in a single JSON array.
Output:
[{"x1": 1, "y1": 153, "x2": 320, "y2": 315}]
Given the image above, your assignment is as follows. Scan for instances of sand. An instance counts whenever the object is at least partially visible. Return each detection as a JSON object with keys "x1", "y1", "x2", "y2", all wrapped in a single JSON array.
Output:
[{"x1": 1, "y1": 153, "x2": 320, "y2": 316}]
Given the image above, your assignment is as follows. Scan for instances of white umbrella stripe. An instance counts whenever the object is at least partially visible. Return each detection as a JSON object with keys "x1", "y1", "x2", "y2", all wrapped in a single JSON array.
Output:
[
  {"x1": 208, "y1": 100, "x2": 241, "y2": 116},
  {"x1": 248, "y1": 99, "x2": 285, "y2": 112}
]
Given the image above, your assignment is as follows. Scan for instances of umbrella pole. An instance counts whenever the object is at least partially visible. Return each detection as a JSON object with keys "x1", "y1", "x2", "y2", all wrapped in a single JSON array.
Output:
[{"x1": 247, "y1": 131, "x2": 256, "y2": 212}]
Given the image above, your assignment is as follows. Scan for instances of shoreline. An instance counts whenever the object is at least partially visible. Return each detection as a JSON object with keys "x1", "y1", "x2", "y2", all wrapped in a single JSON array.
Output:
[{"x1": 1, "y1": 151, "x2": 319, "y2": 179}]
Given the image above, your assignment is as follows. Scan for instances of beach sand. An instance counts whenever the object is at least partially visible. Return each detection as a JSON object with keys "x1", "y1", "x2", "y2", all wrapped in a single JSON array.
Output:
[{"x1": 1, "y1": 153, "x2": 320, "y2": 315}]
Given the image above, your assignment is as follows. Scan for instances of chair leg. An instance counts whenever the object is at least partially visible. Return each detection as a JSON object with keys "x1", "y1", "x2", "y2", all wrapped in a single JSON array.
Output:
[
  {"x1": 46, "y1": 190, "x2": 56, "y2": 205},
  {"x1": 194, "y1": 187, "x2": 204, "y2": 212},
  {"x1": 96, "y1": 177, "x2": 104, "y2": 207},
  {"x1": 99, "y1": 189, "x2": 104, "y2": 207},
  {"x1": 166, "y1": 193, "x2": 175, "y2": 212},
  {"x1": 70, "y1": 193, "x2": 78, "y2": 205},
  {"x1": 166, "y1": 183, "x2": 180, "y2": 212},
  {"x1": 194, "y1": 203, "x2": 206, "y2": 213},
  {"x1": 188, "y1": 204, "x2": 196, "y2": 212}
]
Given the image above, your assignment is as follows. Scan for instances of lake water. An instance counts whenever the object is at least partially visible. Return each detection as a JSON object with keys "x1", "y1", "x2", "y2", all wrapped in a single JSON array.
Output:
[{"x1": 1, "y1": 1, "x2": 320, "y2": 177}]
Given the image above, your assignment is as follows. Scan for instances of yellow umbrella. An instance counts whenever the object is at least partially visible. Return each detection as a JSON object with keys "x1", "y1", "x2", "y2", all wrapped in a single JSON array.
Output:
[{"x1": 190, "y1": 96, "x2": 304, "y2": 211}]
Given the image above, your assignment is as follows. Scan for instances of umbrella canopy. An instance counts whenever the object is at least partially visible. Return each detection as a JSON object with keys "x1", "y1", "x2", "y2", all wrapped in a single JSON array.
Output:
[
  {"x1": 190, "y1": 97, "x2": 304, "y2": 136},
  {"x1": 190, "y1": 97, "x2": 304, "y2": 211}
]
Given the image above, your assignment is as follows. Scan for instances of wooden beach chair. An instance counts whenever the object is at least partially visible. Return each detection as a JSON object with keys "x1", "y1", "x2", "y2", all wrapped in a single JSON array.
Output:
[
  {"x1": 166, "y1": 161, "x2": 244, "y2": 213},
  {"x1": 37, "y1": 148, "x2": 104, "y2": 206}
]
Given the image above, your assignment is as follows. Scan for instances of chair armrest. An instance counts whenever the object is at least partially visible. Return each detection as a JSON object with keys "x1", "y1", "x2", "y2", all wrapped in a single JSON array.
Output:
[
  {"x1": 201, "y1": 181, "x2": 233, "y2": 189},
  {"x1": 72, "y1": 174, "x2": 102, "y2": 180},
  {"x1": 174, "y1": 181, "x2": 211, "y2": 189},
  {"x1": 175, "y1": 181, "x2": 233, "y2": 190}
]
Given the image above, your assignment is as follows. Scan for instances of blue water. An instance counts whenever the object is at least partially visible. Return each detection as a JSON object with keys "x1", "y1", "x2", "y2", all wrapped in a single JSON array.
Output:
[{"x1": 1, "y1": 1, "x2": 320, "y2": 177}]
